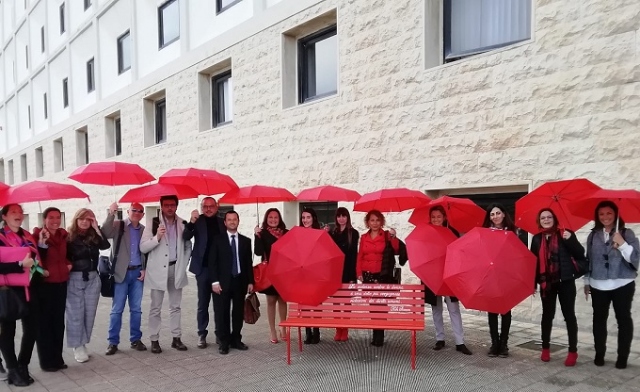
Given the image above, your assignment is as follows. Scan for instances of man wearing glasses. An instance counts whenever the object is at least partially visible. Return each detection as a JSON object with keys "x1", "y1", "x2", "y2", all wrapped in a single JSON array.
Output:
[
  {"x1": 183, "y1": 197, "x2": 226, "y2": 348},
  {"x1": 102, "y1": 202, "x2": 147, "y2": 355}
]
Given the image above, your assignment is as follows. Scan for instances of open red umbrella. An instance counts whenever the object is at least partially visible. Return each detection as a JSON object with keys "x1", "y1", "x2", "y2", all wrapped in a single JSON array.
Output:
[
  {"x1": 269, "y1": 226, "x2": 344, "y2": 306},
  {"x1": 515, "y1": 178, "x2": 601, "y2": 234},
  {"x1": 296, "y1": 185, "x2": 361, "y2": 202},
  {"x1": 353, "y1": 188, "x2": 431, "y2": 212},
  {"x1": 406, "y1": 224, "x2": 458, "y2": 296},
  {"x1": 443, "y1": 228, "x2": 536, "y2": 314},
  {"x1": 0, "y1": 182, "x2": 9, "y2": 193},
  {"x1": 219, "y1": 185, "x2": 296, "y2": 204},
  {"x1": 409, "y1": 196, "x2": 485, "y2": 232},
  {"x1": 568, "y1": 189, "x2": 640, "y2": 226},
  {"x1": 119, "y1": 183, "x2": 199, "y2": 203},
  {"x1": 0, "y1": 181, "x2": 89, "y2": 205},
  {"x1": 158, "y1": 168, "x2": 238, "y2": 195},
  {"x1": 69, "y1": 161, "x2": 155, "y2": 186}
]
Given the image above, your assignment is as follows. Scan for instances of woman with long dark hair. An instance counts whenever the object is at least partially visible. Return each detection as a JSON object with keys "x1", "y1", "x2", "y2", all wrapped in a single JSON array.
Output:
[
  {"x1": 66, "y1": 208, "x2": 110, "y2": 363},
  {"x1": 329, "y1": 207, "x2": 359, "y2": 341},
  {"x1": 254, "y1": 208, "x2": 289, "y2": 344},
  {"x1": 33, "y1": 207, "x2": 71, "y2": 372},
  {"x1": 530, "y1": 208, "x2": 585, "y2": 366},
  {"x1": 482, "y1": 203, "x2": 517, "y2": 358},
  {"x1": 300, "y1": 207, "x2": 322, "y2": 344},
  {"x1": 584, "y1": 201, "x2": 638, "y2": 369},
  {"x1": 0, "y1": 204, "x2": 39, "y2": 386}
]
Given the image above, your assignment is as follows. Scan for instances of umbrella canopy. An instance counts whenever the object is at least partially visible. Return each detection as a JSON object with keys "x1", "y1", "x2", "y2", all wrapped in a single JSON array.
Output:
[
  {"x1": 268, "y1": 226, "x2": 344, "y2": 306},
  {"x1": 0, "y1": 181, "x2": 89, "y2": 205},
  {"x1": 515, "y1": 178, "x2": 601, "y2": 234},
  {"x1": 158, "y1": 168, "x2": 238, "y2": 195},
  {"x1": 0, "y1": 182, "x2": 9, "y2": 192},
  {"x1": 409, "y1": 196, "x2": 485, "y2": 233},
  {"x1": 567, "y1": 189, "x2": 640, "y2": 224},
  {"x1": 406, "y1": 224, "x2": 458, "y2": 296},
  {"x1": 219, "y1": 185, "x2": 296, "y2": 204},
  {"x1": 69, "y1": 161, "x2": 155, "y2": 186},
  {"x1": 119, "y1": 183, "x2": 199, "y2": 203},
  {"x1": 296, "y1": 185, "x2": 361, "y2": 202},
  {"x1": 353, "y1": 188, "x2": 431, "y2": 212},
  {"x1": 443, "y1": 228, "x2": 537, "y2": 314}
]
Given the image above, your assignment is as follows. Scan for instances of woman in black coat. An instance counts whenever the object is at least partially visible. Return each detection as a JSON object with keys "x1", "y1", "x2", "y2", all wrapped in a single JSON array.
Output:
[
  {"x1": 254, "y1": 208, "x2": 289, "y2": 343},
  {"x1": 530, "y1": 208, "x2": 585, "y2": 366},
  {"x1": 329, "y1": 207, "x2": 359, "y2": 342}
]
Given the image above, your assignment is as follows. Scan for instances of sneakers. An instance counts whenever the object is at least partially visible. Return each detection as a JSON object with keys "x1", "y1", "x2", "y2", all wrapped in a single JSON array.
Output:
[
  {"x1": 0, "y1": 362, "x2": 7, "y2": 381},
  {"x1": 565, "y1": 351, "x2": 578, "y2": 367},
  {"x1": 541, "y1": 348, "x2": 551, "y2": 362},
  {"x1": 73, "y1": 345, "x2": 89, "y2": 363}
]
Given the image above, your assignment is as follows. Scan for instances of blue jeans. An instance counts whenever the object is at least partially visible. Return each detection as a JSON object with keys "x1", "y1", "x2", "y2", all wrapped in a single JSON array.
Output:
[{"x1": 108, "y1": 269, "x2": 144, "y2": 345}]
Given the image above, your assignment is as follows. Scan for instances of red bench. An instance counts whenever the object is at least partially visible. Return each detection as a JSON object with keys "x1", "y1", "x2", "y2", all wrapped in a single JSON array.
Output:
[{"x1": 280, "y1": 283, "x2": 425, "y2": 369}]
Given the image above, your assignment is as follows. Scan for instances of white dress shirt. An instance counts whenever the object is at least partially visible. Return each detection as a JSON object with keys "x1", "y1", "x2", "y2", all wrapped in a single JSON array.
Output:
[{"x1": 212, "y1": 231, "x2": 241, "y2": 288}]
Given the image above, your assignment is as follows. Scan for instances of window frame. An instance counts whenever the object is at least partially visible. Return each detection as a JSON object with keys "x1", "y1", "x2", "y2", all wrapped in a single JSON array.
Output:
[
  {"x1": 154, "y1": 98, "x2": 167, "y2": 145},
  {"x1": 84, "y1": 0, "x2": 91, "y2": 11},
  {"x1": 158, "y1": 0, "x2": 180, "y2": 49},
  {"x1": 59, "y1": 3, "x2": 65, "y2": 34},
  {"x1": 114, "y1": 117, "x2": 122, "y2": 156},
  {"x1": 43, "y1": 93, "x2": 47, "y2": 119},
  {"x1": 211, "y1": 70, "x2": 232, "y2": 127},
  {"x1": 86, "y1": 57, "x2": 95, "y2": 93},
  {"x1": 216, "y1": 0, "x2": 242, "y2": 14},
  {"x1": 62, "y1": 77, "x2": 69, "y2": 108},
  {"x1": 40, "y1": 26, "x2": 45, "y2": 53},
  {"x1": 297, "y1": 25, "x2": 338, "y2": 104},
  {"x1": 117, "y1": 30, "x2": 131, "y2": 74}
]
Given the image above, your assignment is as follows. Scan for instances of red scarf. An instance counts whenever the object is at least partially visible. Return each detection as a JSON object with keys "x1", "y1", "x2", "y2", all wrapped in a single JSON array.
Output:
[
  {"x1": 266, "y1": 227, "x2": 284, "y2": 239},
  {"x1": 538, "y1": 229, "x2": 561, "y2": 297}
]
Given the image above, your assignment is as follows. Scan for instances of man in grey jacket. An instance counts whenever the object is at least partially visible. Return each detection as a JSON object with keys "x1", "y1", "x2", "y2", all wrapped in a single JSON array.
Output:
[{"x1": 101, "y1": 202, "x2": 147, "y2": 355}]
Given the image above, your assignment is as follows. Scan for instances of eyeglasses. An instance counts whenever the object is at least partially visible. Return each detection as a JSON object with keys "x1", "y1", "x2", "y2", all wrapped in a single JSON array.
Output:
[
  {"x1": 202, "y1": 205, "x2": 217, "y2": 210},
  {"x1": 130, "y1": 209, "x2": 144, "y2": 214}
]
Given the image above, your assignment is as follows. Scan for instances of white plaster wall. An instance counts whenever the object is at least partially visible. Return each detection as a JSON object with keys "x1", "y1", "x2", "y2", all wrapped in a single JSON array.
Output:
[
  {"x1": 189, "y1": 0, "x2": 253, "y2": 49},
  {"x1": 70, "y1": 23, "x2": 97, "y2": 113},
  {"x1": 47, "y1": 0, "x2": 68, "y2": 54},
  {"x1": 17, "y1": 86, "x2": 31, "y2": 143},
  {"x1": 5, "y1": 97, "x2": 17, "y2": 149},
  {"x1": 15, "y1": 24, "x2": 30, "y2": 86},
  {"x1": 98, "y1": 0, "x2": 132, "y2": 99},
  {"x1": 3, "y1": 39, "x2": 16, "y2": 93},
  {"x1": 29, "y1": 1, "x2": 48, "y2": 70},
  {"x1": 69, "y1": 0, "x2": 95, "y2": 35},
  {"x1": 2, "y1": 0, "x2": 14, "y2": 41},
  {"x1": 48, "y1": 50, "x2": 70, "y2": 126},
  {"x1": 135, "y1": 0, "x2": 181, "y2": 79},
  {"x1": 32, "y1": 69, "x2": 48, "y2": 134}
]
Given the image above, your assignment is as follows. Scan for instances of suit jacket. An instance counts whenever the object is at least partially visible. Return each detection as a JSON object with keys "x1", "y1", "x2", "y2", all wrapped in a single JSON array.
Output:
[
  {"x1": 183, "y1": 214, "x2": 226, "y2": 276},
  {"x1": 102, "y1": 214, "x2": 146, "y2": 284},
  {"x1": 208, "y1": 232, "x2": 254, "y2": 291},
  {"x1": 140, "y1": 215, "x2": 192, "y2": 291}
]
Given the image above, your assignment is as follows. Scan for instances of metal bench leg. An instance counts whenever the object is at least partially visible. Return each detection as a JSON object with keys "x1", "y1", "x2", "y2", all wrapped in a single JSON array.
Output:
[
  {"x1": 287, "y1": 327, "x2": 291, "y2": 365},
  {"x1": 411, "y1": 331, "x2": 417, "y2": 370},
  {"x1": 298, "y1": 327, "x2": 303, "y2": 352}
]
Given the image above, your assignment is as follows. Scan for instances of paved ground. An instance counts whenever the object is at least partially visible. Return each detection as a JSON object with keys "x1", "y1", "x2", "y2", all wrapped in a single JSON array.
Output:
[{"x1": 5, "y1": 279, "x2": 640, "y2": 392}]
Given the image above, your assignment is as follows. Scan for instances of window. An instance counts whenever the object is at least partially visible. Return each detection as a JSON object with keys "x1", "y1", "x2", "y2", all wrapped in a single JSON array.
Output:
[
  {"x1": 25, "y1": 46, "x2": 28, "y2": 68},
  {"x1": 40, "y1": 26, "x2": 45, "y2": 52},
  {"x1": 20, "y1": 154, "x2": 27, "y2": 181},
  {"x1": 158, "y1": 0, "x2": 180, "y2": 48},
  {"x1": 299, "y1": 202, "x2": 338, "y2": 229},
  {"x1": 117, "y1": 30, "x2": 131, "y2": 74},
  {"x1": 27, "y1": 105, "x2": 31, "y2": 129},
  {"x1": 217, "y1": 205, "x2": 235, "y2": 219},
  {"x1": 86, "y1": 58, "x2": 95, "y2": 92},
  {"x1": 7, "y1": 160, "x2": 14, "y2": 185},
  {"x1": 155, "y1": 99, "x2": 167, "y2": 144},
  {"x1": 76, "y1": 128, "x2": 89, "y2": 166},
  {"x1": 444, "y1": 0, "x2": 531, "y2": 62},
  {"x1": 298, "y1": 25, "x2": 338, "y2": 103},
  {"x1": 106, "y1": 113, "x2": 122, "y2": 157},
  {"x1": 114, "y1": 118, "x2": 122, "y2": 155},
  {"x1": 35, "y1": 147, "x2": 43, "y2": 177},
  {"x1": 43, "y1": 93, "x2": 47, "y2": 119},
  {"x1": 212, "y1": 71, "x2": 232, "y2": 127},
  {"x1": 53, "y1": 138, "x2": 64, "y2": 172},
  {"x1": 84, "y1": 0, "x2": 91, "y2": 10},
  {"x1": 216, "y1": 0, "x2": 242, "y2": 13},
  {"x1": 62, "y1": 78, "x2": 69, "y2": 108},
  {"x1": 59, "y1": 3, "x2": 65, "y2": 34}
]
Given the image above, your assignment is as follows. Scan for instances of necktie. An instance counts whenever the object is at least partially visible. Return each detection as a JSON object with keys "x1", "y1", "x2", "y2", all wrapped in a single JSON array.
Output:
[{"x1": 231, "y1": 235, "x2": 239, "y2": 276}]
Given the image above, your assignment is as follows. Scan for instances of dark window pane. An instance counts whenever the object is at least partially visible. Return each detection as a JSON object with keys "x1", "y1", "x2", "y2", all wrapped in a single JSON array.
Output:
[
  {"x1": 159, "y1": 0, "x2": 180, "y2": 48},
  {"x1": 62, "y1": 78, "x2": 69, "y2": 108},
  {"x1": 59, "y1": 3, "x2": 65, "y2": 34},
  {"x1": 43, "y1": 93, "x2": 47, "y2": 119},
  {"x1": 155, "y1": 99, "x2": 166, "y2": 144},
  {"x1": 117, "y1": 31, "x2": 131, "y2": 73},
  {"x1": 212, "y1": 71, "x2": 232, "y2": 127},
  {"x1": 298, "y1": 26, "x2": 338, "y2": 103},
  {"x1": 86, "y1": 58, "x2": 95, "y2": 92},
  {"x1": 217, "y1": 0, "x2": 241, "y2": 12},
  {"x1": 300, "y1": 202, "x2": 338, "y2": 229},
  {"x1": 115, "y1": 118, "x2": 122, "y2": 156}
]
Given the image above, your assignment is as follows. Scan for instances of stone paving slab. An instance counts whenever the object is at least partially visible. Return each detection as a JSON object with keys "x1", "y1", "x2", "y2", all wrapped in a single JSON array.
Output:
[{"x1": 5, "y1": 278, "x2": 639, "y2": 391}]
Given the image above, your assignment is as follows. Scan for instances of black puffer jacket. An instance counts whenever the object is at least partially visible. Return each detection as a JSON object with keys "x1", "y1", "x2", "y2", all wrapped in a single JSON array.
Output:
[
  {"x1": 530, "y1": 230, "x2": 586, "y2": 283},
  {"x1": 67, "y1": 232, "x2": 111, "y2": 276}
]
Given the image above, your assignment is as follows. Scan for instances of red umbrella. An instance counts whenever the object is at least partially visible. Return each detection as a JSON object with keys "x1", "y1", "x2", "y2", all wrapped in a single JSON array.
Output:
[
  {"x1": 0, "y1": 181, "x2": 89, "y2": 205},
  {"x1": 353, "y1": 188, "x2": 431, "y2": 212},
  {"x1": 443, "y1": 228, "x2": 537, "y2": 314},
  {"x1": 409, "y1": 196, "x2": 485, "y2": 232},
  {"x1": 296, "y1": 185, "x2": 361, "y2": 202},
  {"x1": 69, "y1": 161, "x2": 155, "y2": 186},
  {"x1": 568, "y1": 189, "x2": 640, "y2": 225},
  {"x1": 269, "y1": 226, "x2": 344, "y2": 306},
  {"x1": 119, "y1": 183, "x2": 199, "y2": 203},
  {"x1": 0, "y1": 182, "x2": 8, "y2": 192},
  {"x1": 219, "y1": 185, "x2": 296, "y2": 204},
  {"x1": 158, "y1": 168, "x2": 238, "y2": 195},
  {"x1": 406, "y1": 224, "x2": 458, "y2": 296},
  {"x1": 515, "y1": 179, "x2": 601, "y2": 233}
]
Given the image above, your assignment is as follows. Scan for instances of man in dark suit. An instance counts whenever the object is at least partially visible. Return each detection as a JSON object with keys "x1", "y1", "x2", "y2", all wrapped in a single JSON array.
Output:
[
  {"x1": 209, "y1": 211, "x2": 254, "y2": 355},
  {"x1": 183, "y1": 197, "x2": 226, "y2": 348}
]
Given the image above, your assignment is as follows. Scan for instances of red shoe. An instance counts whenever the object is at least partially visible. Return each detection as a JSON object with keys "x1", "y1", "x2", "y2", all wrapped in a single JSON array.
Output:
[
  {"x1": 541, "y1": 348, "x2": 551, "y2": 362},
  {"x1": 341, "y1": 328, "x2": 349, "y2": 341},
  {"x1": 565, "y1": 351, "x2": 578, "y2": 367}
]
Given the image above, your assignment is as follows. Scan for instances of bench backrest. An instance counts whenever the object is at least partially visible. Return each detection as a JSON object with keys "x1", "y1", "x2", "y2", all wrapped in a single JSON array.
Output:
[{"x1": 289, "y1": 283, "x2": 425, "y2": 323}]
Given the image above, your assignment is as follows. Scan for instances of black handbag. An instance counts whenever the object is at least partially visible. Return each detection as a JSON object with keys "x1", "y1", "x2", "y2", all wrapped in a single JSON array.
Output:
[
  {"x1": 0, "y1": 286, "x2": 28, "y2": 322},
  {"x1": 100, "y1": 221, "x2": 125, "y2": 298}
]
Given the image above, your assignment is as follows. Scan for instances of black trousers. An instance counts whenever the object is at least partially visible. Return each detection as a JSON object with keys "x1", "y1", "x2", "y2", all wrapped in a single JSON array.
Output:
[
  {"x1": 363, "y1": 272, "x2": 384, "y2": 341},
  {"x1": 196, "y1": 269, "x2": 216, "y2": 338},
  {"x1": 591, "y1": 281, "x2": 635, "y2": 361},
  {"x1": 488, "y1": 311, "x2": 512, "y2": 342},
  {"x1": 212, "y1": 276, "x2": 246, "y2": 346},
  {"x1": 0, "y1": 286, "x2": 38, "y2": 369},
  {"x1": 540, "y1": 280, "x2": 578, "y2": 352},
  {"x1": 36, "y1": 282, "x2": 67, "y2": 369}
]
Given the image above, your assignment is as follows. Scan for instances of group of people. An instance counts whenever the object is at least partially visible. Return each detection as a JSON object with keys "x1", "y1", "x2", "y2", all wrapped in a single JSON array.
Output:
[{"x1": 0, "y1": 195, "x2": 637, "y2": 387}]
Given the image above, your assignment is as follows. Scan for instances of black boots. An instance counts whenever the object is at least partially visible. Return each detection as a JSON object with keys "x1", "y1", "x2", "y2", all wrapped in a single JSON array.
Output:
[
  {"x1": 498, "y1": 336, "x2": 509, "y2": 358},
  {"x1": 7, "y1": 366, "x2": 33, "y2": 387},
  {"x1": 304, "y1": 328, "x2": 320, "y2": 344},
  {"x1": 371, "y1": 330, "x2": 385, "y2": 347},
  {"x1": 488, "y1": 331, "x2": 500, "y2": 357}
]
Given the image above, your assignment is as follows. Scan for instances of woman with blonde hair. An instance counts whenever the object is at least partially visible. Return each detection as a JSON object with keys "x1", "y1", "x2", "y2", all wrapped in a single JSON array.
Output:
[{"x1": 66, "y1": 208, "x2": 110, "y2": 363}]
